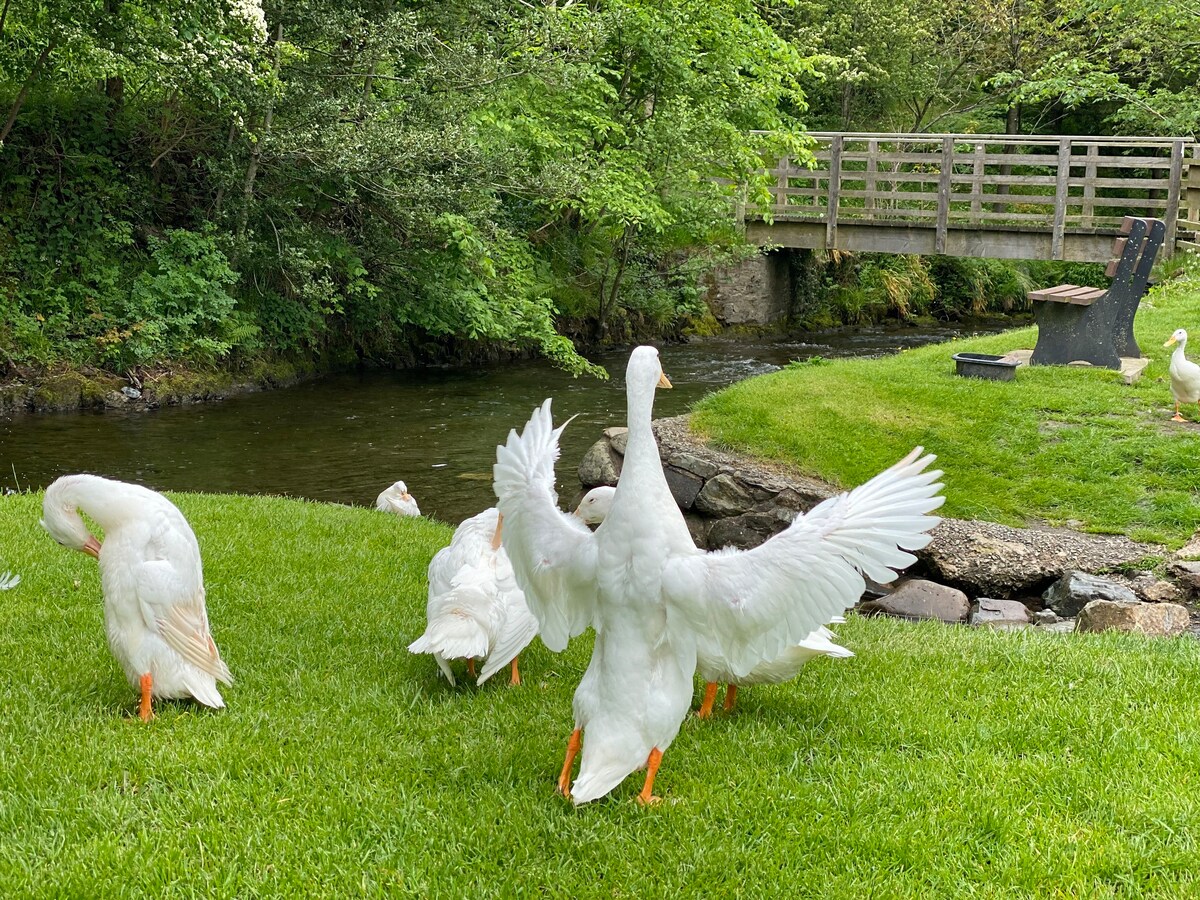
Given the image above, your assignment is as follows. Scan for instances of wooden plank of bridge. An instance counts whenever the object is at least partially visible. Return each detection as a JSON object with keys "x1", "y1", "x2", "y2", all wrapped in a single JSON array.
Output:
[
  {"x1": 775, "y1": 157, "x2": 789, "y2": 212},
  {"x1": 1051, "y1": 137, "x2": 1072, "y2": 260},
  {"x1": 1082, "y1": 143, "x2": 1097, "y2": 229},
  {"x1": 970, "y1": 142, "x2": 985, "y2": 225},
  {"x1": 865, "y1": 139, "x2": 877, "y2": 221},
  {"x1": 1165, "y1": 140, "x2": 1184, "y2": 253},
  {"x1": 936, "y1": 136, "x2": 953, "y2": 254},
  {"x1": 826, "y1": 135, "x2": 842, "y2": 249}
]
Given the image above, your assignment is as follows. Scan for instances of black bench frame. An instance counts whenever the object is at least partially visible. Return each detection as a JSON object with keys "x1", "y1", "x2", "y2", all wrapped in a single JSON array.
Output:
[{"x1": 1029, "y1": 216, "x2": 1165, "y2": 369}]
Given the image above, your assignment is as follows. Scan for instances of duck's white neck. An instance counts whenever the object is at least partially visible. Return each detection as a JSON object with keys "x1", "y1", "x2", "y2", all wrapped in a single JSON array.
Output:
[{"x1": 1173, "y1": 338, "x2": 1189, "y2": 363}]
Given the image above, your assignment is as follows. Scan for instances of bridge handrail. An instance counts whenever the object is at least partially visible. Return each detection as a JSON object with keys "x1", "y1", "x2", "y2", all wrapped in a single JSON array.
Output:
[{"x1": 748, "y1": 132, "x2": 1200, "y2": 259}]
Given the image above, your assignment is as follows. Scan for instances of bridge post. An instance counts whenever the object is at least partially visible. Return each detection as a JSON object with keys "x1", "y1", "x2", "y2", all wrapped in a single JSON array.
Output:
[
  {"x1": 1082, "y1": 143, "x2": 1098, "y2": 229},
  {"x1": 936, "y1": 136, "x2": 953, "y2": 254},
  {"x1": 970, "y1": 142, "x2": 985, "y2": 226},
  {"x1": 1051, "y1": 137, "x2": 1072, "y2": 260},
  {"x1": 825, "y1": 135, "x2": 843, "y2": 249},
  {"x1": 1165, "y1": 140, "x2": 1184, "y2": 254},
  {"x1": 865, "y1": 139, "x2": 877, "y2": 221}
]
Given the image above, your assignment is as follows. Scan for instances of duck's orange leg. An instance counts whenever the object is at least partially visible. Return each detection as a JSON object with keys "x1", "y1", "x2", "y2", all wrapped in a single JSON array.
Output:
[
  {"x1": 138, "y1": 673, "x2": 154, "y2": 722},
  {"x1": 467, "y1": 657, "x2": 476, "y2": 679},
  {"x1": 636, "y1": 748, "x2": 664, "y2": 806},
  {"x1": 510, "y1": 657, "x2": 521, "y2": 686},
  {"x1": 723, "y1": 684, "x2": 739, "y2": 712},
  {"x1": 558, "y1": 728, "x2": 582, "y2": 797},
  {"x1": 696, "y1": 682, "x2": 718, "y2": 719},
  {"x1": 1172, "y1": 401, "x2": 1186, "y2": 422}
]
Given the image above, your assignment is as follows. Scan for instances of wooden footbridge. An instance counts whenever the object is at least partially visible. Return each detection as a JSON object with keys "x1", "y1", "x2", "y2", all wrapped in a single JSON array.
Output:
[{"x1": 745, "y1": 133, "x2": 1200, "y2": 262}]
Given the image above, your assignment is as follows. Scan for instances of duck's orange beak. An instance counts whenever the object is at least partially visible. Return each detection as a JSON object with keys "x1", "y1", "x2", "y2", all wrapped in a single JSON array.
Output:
[
  {"x1": 657, "y1": 372, "x2": 673, "y2": 389},
  {"x1": 82, "y1": 535, "x2": 102, "y2": 559},
  {"x1": 1165, "y1": 336, "x2": 1178, "y2": 347}
]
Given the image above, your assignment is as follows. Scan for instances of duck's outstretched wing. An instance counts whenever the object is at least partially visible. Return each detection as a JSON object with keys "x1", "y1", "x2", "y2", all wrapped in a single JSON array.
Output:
[
  {"x1": 493, "y1": 399, "x2": 599, "y2": 652},
  {"x1": 663, "y1": 447, "x2": 944, "y2": 678}
]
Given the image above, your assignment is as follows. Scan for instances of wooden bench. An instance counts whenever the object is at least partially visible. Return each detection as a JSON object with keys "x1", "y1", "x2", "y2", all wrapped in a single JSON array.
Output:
[{"x1": 1029, "y1": 216, "x2": 1166, "y2": 369}]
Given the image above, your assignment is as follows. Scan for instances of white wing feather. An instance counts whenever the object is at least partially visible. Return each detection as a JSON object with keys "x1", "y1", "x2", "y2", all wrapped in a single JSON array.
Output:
[
  {"x1": 493, "y1": 399, "x2": 599, "y2": 652},
  {"x1": 664, "y1": 447, "x2": 943, "y2": 678},
  {"x1": 133, "y1": 511, "x2": 232, "y2": 684},
  {"x1": 0, "y1": 571, "x2": 19, "y2": 590}
]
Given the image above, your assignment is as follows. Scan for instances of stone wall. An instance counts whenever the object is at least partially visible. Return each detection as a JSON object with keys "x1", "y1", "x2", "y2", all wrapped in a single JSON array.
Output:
[{"x1": 706, "y1": 251, "x2": 792, "y2": 326}]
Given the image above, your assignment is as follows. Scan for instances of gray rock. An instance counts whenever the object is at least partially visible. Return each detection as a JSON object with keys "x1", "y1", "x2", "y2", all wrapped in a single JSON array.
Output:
[
  {"x1": 858, "y1": 579, "x2": 969, "y2": 624},
  {"x1": 694, "y1": 474, "x2": 760, "y2": 517},
  {"x1": 666, "y1": 451, "x2": 718, "y2": 480},
  {"x1": 1167, "y1": 560, "x2": 1200, "y2": 594},
  {"x1": 1033, "y1": 609, "x2": 1062, "y2": 626},
  {"x1": 707, "y1": 512, "x2": 789, "y2": 551},
  {"x1": 604, "y1": 427, "x2": 629, "y2": 456},
  {"x1": 1038, "y1": 619, "x2": 1077, "y2": 634},
  {"x1": 920, "y1": 519, "x2": 1160, "y2": 598},
  {"x1": 1076, "y1": 600, "x2": 1191, "y2": 637},
  {"x1": 969, "y1": 597, "x2": 1032, "y2": 630},
  {"x1": 1043, "y1": 572, "x2": 1138, "y2": 617},
  {"x1": 578, "y1": 440, "x2": 622, "y2": 487},
  {"x1": 1175, "y1": 531, "x2": 1200, "y2": 560},
  {"x1": 664, "y1": 467, "x2": 704, "y2": 510},
  {"x1": 682, "y1": 514, "x2": 711, "y2": 548},
  {"x1": 1138, "y1": 580, "x2": 1182, "y2": 604}
]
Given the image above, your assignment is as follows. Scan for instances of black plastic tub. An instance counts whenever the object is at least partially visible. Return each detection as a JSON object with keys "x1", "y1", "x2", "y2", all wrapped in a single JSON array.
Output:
[{"x1": 952, "y1": 352, "x2": 1019, "y2": 381}]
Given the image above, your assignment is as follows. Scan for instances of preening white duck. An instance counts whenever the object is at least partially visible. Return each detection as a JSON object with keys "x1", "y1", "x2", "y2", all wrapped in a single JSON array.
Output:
[
  {"x1": 1164, "y1": 329, "x2": 1200, "y2": 422},
  {"x1": 495, "y1": 346, "x2": 944, "y2": 805},
  {"x1": 376, "y1": 480, "x2": 421, "y2": 516},
  {"x1": 0, "y1": 571, "x2": 19, "y2": 590},
  {"x1": 41, "y1": 474, "x2": 233, "y2": 721},
  {"x1": 576, "y1": 485, "x2": 853, "y2": 719},
  {"x1": 408, "y1": 508, "x2": 538, "y2": 686}
]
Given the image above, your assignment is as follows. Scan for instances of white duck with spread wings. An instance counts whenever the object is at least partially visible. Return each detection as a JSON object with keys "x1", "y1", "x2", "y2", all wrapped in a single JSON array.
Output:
[
  {"x1": 41, "y1": 474, "x2": 233, "y2": 721},
  {"x1": 409, "y1": 507, "x2": 538, "y2": 686},
  {"x1": 576, "y1": 485, "x2": 854, "y2": 718},
  {"x1": 495, "y1": 346, "x2": 944, "y2": 805}
]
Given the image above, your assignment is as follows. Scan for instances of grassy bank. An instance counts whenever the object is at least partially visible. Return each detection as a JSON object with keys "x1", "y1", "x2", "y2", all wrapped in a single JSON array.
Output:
[
  {"x1": 1, "y1": 491, "x2": 1199, "y2": 896},
  {"x1": 693, "y1": 262, "x2": 1200, "y2": 547}
]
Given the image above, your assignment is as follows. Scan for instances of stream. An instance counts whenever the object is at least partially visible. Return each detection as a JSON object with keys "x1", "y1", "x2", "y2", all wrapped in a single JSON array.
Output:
[{"x1": 0, "y1": 325, "x2": 1012, "y2": 524}]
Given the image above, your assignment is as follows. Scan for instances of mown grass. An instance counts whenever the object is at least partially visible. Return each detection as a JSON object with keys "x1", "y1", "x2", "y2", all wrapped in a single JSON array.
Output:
[
  {"x1": 2, "y1": 491, "x2": 1200, "y2": 896},
  {"x1": 692, "y1": 263, "x2": 1200, "y2": 547}
]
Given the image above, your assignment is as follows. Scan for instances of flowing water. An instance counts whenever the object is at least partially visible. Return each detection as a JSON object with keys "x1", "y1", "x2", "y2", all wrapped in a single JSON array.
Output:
[{"x1": 0, "y1": 324, "x2": 1012, "y2": 524}]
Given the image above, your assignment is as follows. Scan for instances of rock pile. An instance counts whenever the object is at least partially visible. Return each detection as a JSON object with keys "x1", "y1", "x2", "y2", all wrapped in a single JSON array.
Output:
[{"x1": 578, "y1": 415, "x2": 1198, "y2": 638}]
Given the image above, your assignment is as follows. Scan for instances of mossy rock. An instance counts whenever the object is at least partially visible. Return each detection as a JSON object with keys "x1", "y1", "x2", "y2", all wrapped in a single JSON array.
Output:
[{"x1": 31, "y1": 371, "x2": 121, "y2": 411}]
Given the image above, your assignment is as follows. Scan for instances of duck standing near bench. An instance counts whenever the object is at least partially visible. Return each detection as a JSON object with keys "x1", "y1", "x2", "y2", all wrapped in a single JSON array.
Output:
[{"x1": 1029, "y1": 217, "x2": 1165, "y2": 369}]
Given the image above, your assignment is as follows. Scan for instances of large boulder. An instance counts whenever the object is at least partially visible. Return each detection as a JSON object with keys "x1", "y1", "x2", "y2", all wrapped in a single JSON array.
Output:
[
  {"x1": 1167, "y1": 560, "x2": 1200, "y2": 595},
  {"x1": 1075, "y1": 600, "x2": 1191, "y2": 637},
  {"x1": 919, "y1": 519, "x2": 1160, "y2": 598},
  {"x1": 1043, "y1": 571, "x2": 1138, "y2": 617},
  {"x1": 858, "y1": 579, "x2": 969, "y2": 623}
]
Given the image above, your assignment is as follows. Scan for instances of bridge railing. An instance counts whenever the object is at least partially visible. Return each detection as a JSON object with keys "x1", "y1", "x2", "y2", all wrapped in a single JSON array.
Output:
[{"x1": 760, "y1": 133, "x2": 1199, "y2": 258}]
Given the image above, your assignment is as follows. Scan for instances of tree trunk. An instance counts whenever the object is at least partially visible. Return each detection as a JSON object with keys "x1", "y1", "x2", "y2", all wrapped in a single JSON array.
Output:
[
  {"x1": 992, "y1": 104, "x2": 1021, "y2": 214},
  {"x1": 238, "y1": 18, "x2": 285, "y2": 242},
  {"x1": 0, "y1": 41, "x2": 53, "y2": 146}
]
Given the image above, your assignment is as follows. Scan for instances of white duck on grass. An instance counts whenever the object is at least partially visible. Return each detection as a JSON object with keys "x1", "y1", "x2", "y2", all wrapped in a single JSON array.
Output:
[
  {"x1": 576, "y1": 485, "x2": 854, "y2": 719},
  {"x1": 376, "y1": 480, "x2": 421, "y2": 516},
  {"x1": 495, "y1": 346, "x2": 944, "y2": 805},
  {"x1": 408, "y1": 507, "x2": 538, "y2": 686},
  {"x1": 41, "y1": 474, "x2": 233, "y2": 721},
  {"x1": 1164, "y1": 329, "x2": 1200, "y2": 422}
]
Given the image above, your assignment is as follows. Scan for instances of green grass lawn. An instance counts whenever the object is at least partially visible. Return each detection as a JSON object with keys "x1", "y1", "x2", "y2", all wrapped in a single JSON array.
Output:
[
  {"x1": 693, "y1": 264, "x2": 1200, "y2": 547},
  {"x1": 2, "y1": 491, "x2": 1200, "y2": 896}
]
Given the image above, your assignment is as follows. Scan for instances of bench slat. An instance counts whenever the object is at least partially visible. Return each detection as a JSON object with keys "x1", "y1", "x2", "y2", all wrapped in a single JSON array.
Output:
[{"x1": 1028, "y1": 284, "x2": 1106, "y2": 305}]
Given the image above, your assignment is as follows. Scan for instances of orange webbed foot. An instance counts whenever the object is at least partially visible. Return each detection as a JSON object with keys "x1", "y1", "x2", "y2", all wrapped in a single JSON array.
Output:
[
  {"x1": 696, "y1": 682, "x2": 718, "y2": 719},
  {"x1": 138, "y1": 672, "x2": 154, "y2": 722},
  {"x1": 558, "y1": 729, "x2": 582, "y2": 798}
]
